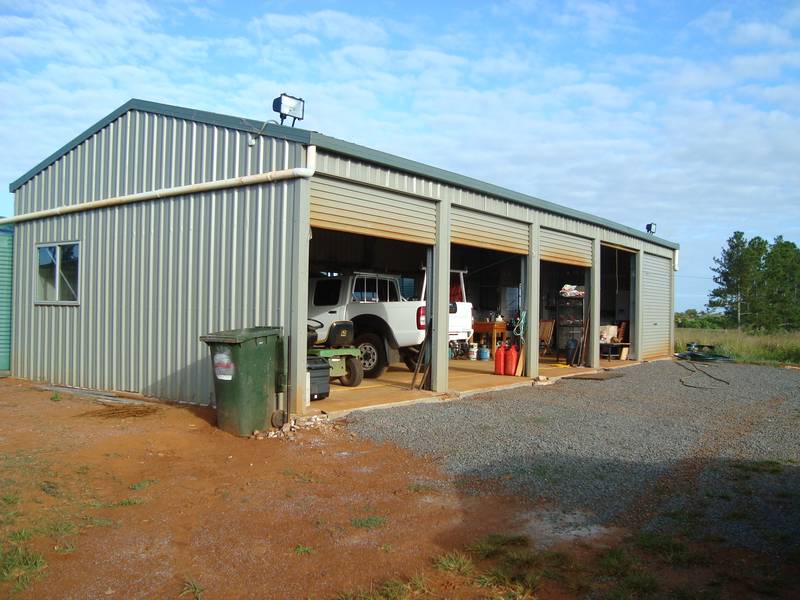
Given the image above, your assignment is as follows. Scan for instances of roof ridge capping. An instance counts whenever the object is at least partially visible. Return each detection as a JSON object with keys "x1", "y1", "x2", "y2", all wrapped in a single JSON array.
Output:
[{"x1": 8, "y1": 98, "x2": 678, "y2": 250}]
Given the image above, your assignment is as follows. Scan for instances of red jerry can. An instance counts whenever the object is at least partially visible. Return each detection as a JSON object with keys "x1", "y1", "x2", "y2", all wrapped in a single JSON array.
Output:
[
  {"x1": 494, "y1": 343, "x2": 506, "y2": 375},
  {"x1": 505, "y1": 344, "x2": 519, "y2": 376}
]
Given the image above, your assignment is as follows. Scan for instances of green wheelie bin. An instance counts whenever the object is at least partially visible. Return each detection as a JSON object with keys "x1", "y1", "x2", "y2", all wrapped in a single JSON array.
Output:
[{"x1": 199, "y1": 326, "x2": 283, "y2": 436}]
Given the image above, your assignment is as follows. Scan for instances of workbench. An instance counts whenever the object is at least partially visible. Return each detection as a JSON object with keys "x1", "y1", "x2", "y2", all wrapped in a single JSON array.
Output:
[{"x1": 472, "y1": 321, "x2": 509, "y2": 359}]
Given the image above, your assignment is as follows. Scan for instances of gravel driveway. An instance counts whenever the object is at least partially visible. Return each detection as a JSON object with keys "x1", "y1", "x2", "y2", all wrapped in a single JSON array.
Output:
[{"x1": 348, "y1": 361, "x2": 800, "y2": 555}]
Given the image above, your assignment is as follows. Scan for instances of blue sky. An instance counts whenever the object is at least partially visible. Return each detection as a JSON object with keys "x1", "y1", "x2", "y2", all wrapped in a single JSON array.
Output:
[{"x1": 2, "y1": 1, "x2": 799, "y2": 310}]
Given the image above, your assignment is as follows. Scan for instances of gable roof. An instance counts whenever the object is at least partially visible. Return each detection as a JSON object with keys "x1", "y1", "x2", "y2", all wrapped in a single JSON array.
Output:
[{"x1": 9, "y1": 99, "x2": 678, "y2": 250}]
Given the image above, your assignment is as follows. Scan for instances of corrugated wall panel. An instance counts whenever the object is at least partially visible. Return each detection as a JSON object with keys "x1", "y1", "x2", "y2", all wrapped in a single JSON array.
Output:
[
  {"x1": 539, "y1": 228, "x2": 592, "y2": 266},
  {"x1": 641, "y1": 253, "x2": 673, "y2": 359},
  {"x1": 12, "y1": 109, "x2": 304, "y2": 405},
  {"x1": 310, "y1": 176, "x2": 436, "y2": 244},
  {"x1": 12, "y1": 182, "x2": 298, "y2": 404},
  {"x1": 14, "y1": 110, "x2": 301, "y2": 214},
  {"x1": 451, "y1": 206, "x2": 529, "y2": 254},
  {"x1": 0, "y1": 229, "x2": 12, "y2": 371}
]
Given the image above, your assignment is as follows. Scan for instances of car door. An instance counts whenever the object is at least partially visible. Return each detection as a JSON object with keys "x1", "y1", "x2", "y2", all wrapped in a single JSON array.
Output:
[{"x1": 308, "y1": 278, "x2": 346, "y2": 342}]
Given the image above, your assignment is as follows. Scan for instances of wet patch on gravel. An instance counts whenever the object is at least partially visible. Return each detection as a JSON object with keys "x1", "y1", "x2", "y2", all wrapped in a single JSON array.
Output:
[{"x1": 348, "y1": 361, "x2": 800, "y2": 556}]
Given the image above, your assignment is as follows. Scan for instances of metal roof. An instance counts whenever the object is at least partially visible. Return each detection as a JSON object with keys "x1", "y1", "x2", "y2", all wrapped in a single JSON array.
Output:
[{"x1": 9, "y1": 98, "x2": 678, "y2": 250}]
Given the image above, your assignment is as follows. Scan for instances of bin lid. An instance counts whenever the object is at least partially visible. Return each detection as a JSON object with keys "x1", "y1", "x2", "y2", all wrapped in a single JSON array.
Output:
[{"x1": 199, "y1": 326, "x2": 282, "y2": 345}]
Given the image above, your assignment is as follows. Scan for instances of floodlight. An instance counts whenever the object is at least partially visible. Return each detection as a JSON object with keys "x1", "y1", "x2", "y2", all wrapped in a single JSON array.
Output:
[
  {"x1": 646, "y1": 223, "x2": 657, "y2": 234},
  {"x1": 272, "y1": 93, "x2": 305, "y2": 126}
]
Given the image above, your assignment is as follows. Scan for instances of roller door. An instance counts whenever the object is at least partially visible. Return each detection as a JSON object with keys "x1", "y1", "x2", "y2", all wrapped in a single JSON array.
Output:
[
  {"x1": 641, "y1": 253, "x2": 673, "y2": 359},
  {"x1": 451, "y1": 206, "x2": 529, "y2": 255},
  {"x1": 310, "y1": 176, "x2": 436, "y2": 245},
  {"x1": 539, "y1": 228, "x2": 592, "y2": 266}
]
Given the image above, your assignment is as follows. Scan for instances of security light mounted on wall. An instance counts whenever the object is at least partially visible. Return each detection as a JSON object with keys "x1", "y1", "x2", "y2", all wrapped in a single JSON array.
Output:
[
  {"x1": 272, "y1": 93, "x2": 305, "y2": 126},
  {"x1": 646, "y1": 223, "x2": 657, "y2": 235}
]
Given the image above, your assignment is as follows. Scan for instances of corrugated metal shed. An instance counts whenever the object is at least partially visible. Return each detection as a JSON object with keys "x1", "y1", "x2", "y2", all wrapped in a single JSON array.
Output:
[{"x1": 0, "y1": 224, "x2": 12, "y2": 372}]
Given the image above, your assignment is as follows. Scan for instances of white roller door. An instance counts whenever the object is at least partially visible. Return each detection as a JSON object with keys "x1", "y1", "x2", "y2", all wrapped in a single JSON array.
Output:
[
  {"x1": 310, "y1": 176, "x2": 436, "y2": 245},
  {"x1": 641, "y1": 253, "x2": 673, "y2": 359},
  {"x1": 539, "y1": 228, "x2": 592, "y2": 266},
  {"x1": 451, "y1": 206, "x2": 529, "y2": 255}
]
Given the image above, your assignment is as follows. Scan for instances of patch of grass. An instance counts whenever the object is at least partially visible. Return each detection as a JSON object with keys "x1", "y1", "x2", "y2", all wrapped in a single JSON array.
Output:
[
  {"x1": 54, "y1": 540, "x2": 76, "y2": 554},
  {"x1": 433, "y1": 551, "x2": 474, "y2": 576},
  {"x1": 350, "y1": 515, "x2": 387, "y2": 530},
  {"x1": 0, "y1": 510, "x2": 20, "y2": 526},
  {"x1": 407, "y1": 483, "x2": 437, "y2": 493},
  {"x1": 44, "y1": 518, "x2": 77, "y2": 538},
  {"x1": 7, "y1": 529, "x2": 33, "y2": 543},
  {"x1": 80, "y1": 515, "x2": 114, "y2": 528},
  {"x1": 380, "y1": 544, "x2": 392, "y2": 553},
  {"x1": 294, "y1": 544, "x2": 313, "y2": 556},
  {"x1": 377, "y1": 579, "x2": 408, "y2": 600},
  {"x1": 90, "y1": 496, "x2": 146, "y2": 509},
  {"x1": 475, "y1": 567, "x2": 511, "y2": 588},
  {"x1": 674, "y1": 328, "x2": 800, "y2": 365},
  {"x1": 49, "y1": 392, "x2": 61, "y2": 402},
  {"x1": 0, "y1": 544, "x2": 47, "y2": 592},
  {"x1": 1, "y1": 492, "x2": 19, "y2": 507},
  {"x1": 129, "y1": 479, "x2": 158, "y2": 491},
  {"x1": 597, "y1": 548, "x2": 635, "y2": 577},
  {"x1": 180, "y1": 577, "x2": 205, "y2": 599},
  {"x1": 618, "y1": 570, "x2": 660, "y2": 597},
  {"x1": 469, "y1": 533, "x2": 529, "y2": 559},
  {"x1": 635, "y1": 531, "x2": 703, "y2": 567},
  {"x1": 39, "y1": 480, "x2": 60, "y2": 497}
]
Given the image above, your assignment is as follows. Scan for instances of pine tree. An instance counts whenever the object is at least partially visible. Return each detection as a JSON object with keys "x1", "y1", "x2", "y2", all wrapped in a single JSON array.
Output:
[
  {"x1": 707, "y1": 232, "x2": 767, "y2": 329},
  {"x1": 758, "y1": 237, "x2": 800, "y2": 330}
]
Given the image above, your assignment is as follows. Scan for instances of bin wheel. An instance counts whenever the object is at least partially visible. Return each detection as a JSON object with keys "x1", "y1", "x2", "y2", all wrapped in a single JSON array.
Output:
[
  {"x1": 339, "y1": 355, "x2": 364, "y2": 387},
  {"x1": 355, "y1": 333, "x2": 388, "y2": 378}
]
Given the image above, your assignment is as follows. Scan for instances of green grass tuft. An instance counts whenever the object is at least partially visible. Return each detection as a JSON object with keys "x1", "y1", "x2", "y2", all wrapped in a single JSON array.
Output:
[
  {"x1": 433, "y1": 551, "x2": 474, "y2": 576},
  {"x1": 597, "y1": 548, "x2": 635, "y2": 577},
  {"x1": 180, "y1": 577, "x2": 205, "y2": 599},
  {"x1": 0, "y1": 544, "x2": 47, "y2": 592},
  {"x1": 294, "y1": 544, "x2": 313, "y2": 556},
  {"x1": 350, "y1": 515, "x2": 387, "y2": 530},
  {"x1": 129, "y1": 479, "x2": 158, "y2": 491}
]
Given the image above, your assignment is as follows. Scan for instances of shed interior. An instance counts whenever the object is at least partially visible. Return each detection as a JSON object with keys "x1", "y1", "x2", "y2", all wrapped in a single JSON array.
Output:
[{"x1": 599, "y1": 245, "x2": 635, "y2": 359}]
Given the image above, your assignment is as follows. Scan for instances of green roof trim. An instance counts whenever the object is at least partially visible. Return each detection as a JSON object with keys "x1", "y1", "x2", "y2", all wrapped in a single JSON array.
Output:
[{"x1": 9, "y1": 98, "x2": 678, "y2": 250}]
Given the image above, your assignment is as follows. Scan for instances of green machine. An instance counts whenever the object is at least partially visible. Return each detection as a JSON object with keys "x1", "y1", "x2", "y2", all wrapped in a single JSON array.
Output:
[{"x1": 307, "y1": 319, "x2": 363, "y2": 400}]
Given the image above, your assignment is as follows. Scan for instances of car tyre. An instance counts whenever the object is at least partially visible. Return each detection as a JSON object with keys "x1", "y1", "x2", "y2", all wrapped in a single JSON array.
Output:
[{"x1": 355, "y1": 333, "x2": 388, "y2": 379}]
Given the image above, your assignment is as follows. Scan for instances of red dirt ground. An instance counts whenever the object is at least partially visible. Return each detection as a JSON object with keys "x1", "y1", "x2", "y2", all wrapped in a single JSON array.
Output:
[{"x1": 1, "y1": 378, "x2": 797, "y2": 599}]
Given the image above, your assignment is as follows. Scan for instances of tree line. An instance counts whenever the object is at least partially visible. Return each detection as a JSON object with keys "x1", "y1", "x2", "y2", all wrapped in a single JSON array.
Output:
[{"x1": 700, "y1": 232, "x2": 800, "y2": 331}]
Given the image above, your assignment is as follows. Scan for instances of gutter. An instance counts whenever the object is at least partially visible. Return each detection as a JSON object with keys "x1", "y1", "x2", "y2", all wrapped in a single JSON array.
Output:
[{"x1": 0, "y1": 145, "x2": 317, "y2": 226}]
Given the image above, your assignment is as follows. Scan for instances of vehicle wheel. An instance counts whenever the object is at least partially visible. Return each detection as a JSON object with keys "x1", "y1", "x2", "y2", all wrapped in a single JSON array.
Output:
[
  {"x1": 339, "y1": 355, "x2": 364, "y2": 387},
  {"x1": 401, "y1": 346, "x2": 421, "y2": 372},
  {"x1": 355, "y1": 333, "x2": 388, "y2": 379}
]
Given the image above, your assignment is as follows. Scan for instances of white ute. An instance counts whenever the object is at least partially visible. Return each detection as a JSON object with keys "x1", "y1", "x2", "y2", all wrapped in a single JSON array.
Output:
[{"x1": 308, "y1": 271, "x2": 473, "y2": 378}]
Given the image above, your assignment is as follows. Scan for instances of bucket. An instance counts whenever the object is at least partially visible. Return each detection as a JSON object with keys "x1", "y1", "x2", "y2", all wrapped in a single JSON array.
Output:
[
  {"x1": 468, "y1": 343, "x2": 478, "y2": 360},
  {"x1": 478, "y1": 346, "x2": 490, "y2": 361}
]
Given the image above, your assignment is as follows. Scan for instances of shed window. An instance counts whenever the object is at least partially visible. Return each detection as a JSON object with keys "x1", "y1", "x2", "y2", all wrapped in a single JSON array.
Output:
[
  {"x1": 36, "y1": 243, "x2": 80, "y2": 304},
  {"x1": 313, "y1": 279, "x2": 342, "y2": 306}
]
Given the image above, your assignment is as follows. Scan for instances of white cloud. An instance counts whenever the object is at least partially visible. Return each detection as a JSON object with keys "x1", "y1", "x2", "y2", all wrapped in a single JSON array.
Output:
[{"x1": 731, "y1": 21, "x2": 794, "y2": 46}]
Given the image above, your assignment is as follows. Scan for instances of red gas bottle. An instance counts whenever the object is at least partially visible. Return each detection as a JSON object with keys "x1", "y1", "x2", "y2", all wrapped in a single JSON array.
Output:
[
  {"x1": 505, "y1": 344, "x2": 519, "y2": 376},
  {"x1": 494, "y1": 343, "x2": 506, "y2": 375}
]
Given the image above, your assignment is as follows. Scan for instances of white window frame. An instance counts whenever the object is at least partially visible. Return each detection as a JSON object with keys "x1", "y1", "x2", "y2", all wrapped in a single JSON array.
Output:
[{"x1": 34, "y1": 241, "x2": 81, "y2": 306}]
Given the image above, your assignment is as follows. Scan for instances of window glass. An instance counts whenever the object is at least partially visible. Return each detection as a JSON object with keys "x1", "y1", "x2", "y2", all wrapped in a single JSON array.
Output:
[
  {"x1": 352, "y1": 277, "x2": 378, "y2": 302},
  {"x1": 449, "y1": 272, "x2": 464, "y2": 303},
  {"x1": 313, "y1": 279, "x2": 341, "y2": 306},
  {"x1": 36, "y1": 243, "x2": 80, "y2": 304},
  {"x1": 37, "y1": 246, "x2": 57, "y2": 302},
  {"x1": 378, "y1": 279, "x2": 399, "y2": 302},
  {"x1": 59, "y1": 244, "x2": 80, "y2": 302}
]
